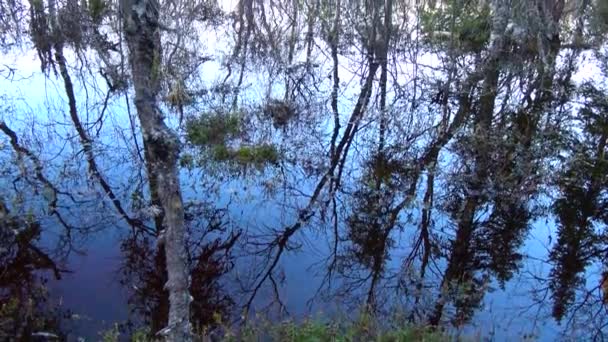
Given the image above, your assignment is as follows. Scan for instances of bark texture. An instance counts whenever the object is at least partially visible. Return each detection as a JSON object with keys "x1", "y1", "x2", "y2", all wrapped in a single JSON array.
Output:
[{"x1": 120, "y1": 0, "x2": 192, "y2": 339}]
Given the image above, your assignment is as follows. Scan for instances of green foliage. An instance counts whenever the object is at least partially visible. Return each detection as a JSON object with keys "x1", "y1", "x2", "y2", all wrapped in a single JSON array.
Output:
[
  {"x1": 224, "y1": 317, "x2": 449, "y2": 342},
  {"x1": 234, "y1": 144, "x2": 280, "y2": 165},
  {"x1": 420, "y1": 0, "x2": 491, "y2": 53},
  {"x1": 87, "y1": 0, "x2": 107, "y2": 24},
  {"x1": 186, "y1": 112, "x2": 242, "y2": 146},
  {"x1": 211, "y1": 144, "x2": 232, "y2": 161},
  {"x1": 212, "y1": 144, "x2": 280, "y2": 166},
  {"x1": 101, "y1": 324, "x2": 121, "y2": 342},
  {"x1": 271, "y1": 321, "x2": 338, "y2": 342},
  {"x1": 124, "y1": 310, "x2": 451, "y2": 341},
  {"x1": 131, "y1": 329, "x2": 150, "y2": 342},
  {"x1": 185, "y1": 111, "x2": 280, "y2": 168},
  {"x1": 100, "y1": 325, "x2": 149, "y2": 342}
]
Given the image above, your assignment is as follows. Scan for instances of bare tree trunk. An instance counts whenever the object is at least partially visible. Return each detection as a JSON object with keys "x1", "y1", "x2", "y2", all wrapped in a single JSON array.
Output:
[{"x1": 120, "y1": 0, "x2": 192, "y2": 340}]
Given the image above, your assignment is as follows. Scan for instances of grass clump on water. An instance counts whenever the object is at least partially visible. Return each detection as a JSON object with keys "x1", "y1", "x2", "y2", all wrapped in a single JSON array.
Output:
[
  {"x1": 186, "y1": 111, "x2": 242, "y2": 146},
  {"x1": 185, "y1": 111, "x2": 280, "y2": 168},
  {"x1": 209, "y1": 143, "x2": 280, "y2": 166}
]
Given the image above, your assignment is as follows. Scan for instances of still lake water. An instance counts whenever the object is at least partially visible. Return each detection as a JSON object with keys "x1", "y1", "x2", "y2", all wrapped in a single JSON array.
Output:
[
  {"x1": 41, "y1": 177, "x2": 564, "y2": 341},
  {"x1": 1, "y1": 54, "x2": 605, "y2": 342},
  {"x1": 45, "y1": 215, "x2": 563, "y2": 341}
]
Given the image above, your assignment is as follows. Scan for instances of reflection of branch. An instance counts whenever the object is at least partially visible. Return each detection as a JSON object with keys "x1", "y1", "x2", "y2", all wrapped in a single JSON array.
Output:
[
  {"x1": 269, "y1": 273, "x2": 289, "y2": 317},
  {"x1": 308, "y1": 196, "x2": 340, "y2": 310},
  {"x1": 26, "y1": 242, "x2": 67, "y2": 280},
  {"x1": 408, "y1": 163, "x2": 436, "y2": 319},
  {"x1": 328, "y1": 0, "x2": 341, "y2": 161},
  {"x1": 245, "y1": 213, "x2": 311, "y2": 312},
  {"x1": 125, "y1": 93, "x2": 145, "y2": 164},
  {"x1": 377, "y1": 0, "x2": 392, "y2": 152},
  {"x1": 245, "y1": 59, "x2": 380, "y2": 312},
  {"x1": 189, "y1": 230, "x2": 241, "y2": 264},
  {"x1": 419, "y1": 79, "x2": 475, "y2": 167},
  {"x1": 0, "y1": 122, "x2": 75, "y2": 209},
  {"x1": 0, "y1": 201, "x2": 67, "y2": 281},
  {"x1": 228, "y1": 0, "x2": 253, "y2": 109},
  {"x1": 0, "y1": 121, "x2": 80, "y2": 243},
  {"x1": 93, "y1": 89, "x2": 111, "y2": 138},
  {"x1": 314, "y1": 60, "x2": 478, "y2": 313},
  {"x1": 564, "y1": 283, "x2": 606, "y2": 337},
  {"x1": 53, "y1": 44, "x2": 153, "y2": 235}
]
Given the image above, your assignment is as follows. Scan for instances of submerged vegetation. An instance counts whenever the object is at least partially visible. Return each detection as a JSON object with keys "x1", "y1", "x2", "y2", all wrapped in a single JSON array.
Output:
[{"x1": 185, "y1": 112, "x2": 281, "y2": 168}]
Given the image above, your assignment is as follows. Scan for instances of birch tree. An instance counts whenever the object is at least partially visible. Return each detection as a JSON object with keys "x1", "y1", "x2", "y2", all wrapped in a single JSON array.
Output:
[{"x1": 120, "y1": 0, "x2": 192, "y2": 339}]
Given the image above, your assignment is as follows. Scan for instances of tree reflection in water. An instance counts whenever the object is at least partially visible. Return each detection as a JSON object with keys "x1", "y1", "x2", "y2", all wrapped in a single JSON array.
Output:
[
  {"x1": 0, "y1": 0, "x2": 607, "y2": 339},
  {"x1": 0, "y1": 201, "x2": 66, "y2": 340},
  {"x1": 120, "y1": 201, "x2": 240, "y2": 337}
]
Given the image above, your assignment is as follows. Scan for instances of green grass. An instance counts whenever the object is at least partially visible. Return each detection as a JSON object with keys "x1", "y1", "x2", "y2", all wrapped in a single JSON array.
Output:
[
  {"x1": 103, "y1": 315, "x2": 451, "y2": 342},
  {"x1": 185, "y1": 111, "x2": 280, "y2": 168},
  {"x1": 210, "y1": 143, "x2": 280, "y2": 166},
  {"x1": 232, "y1": 320, "x2": 448, "y2": 342},
  {"x1": 231, "y1": 144, "x2": 280, "y2": 165},
  {"x1": 186, "y1": 112, "x2": 242, "y2": 146}
]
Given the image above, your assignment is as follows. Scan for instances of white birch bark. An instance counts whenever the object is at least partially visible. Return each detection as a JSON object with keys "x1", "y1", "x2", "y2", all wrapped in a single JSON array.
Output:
[{"x1": 120, "y1": 0, "x2": 193, "y2": 340}]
